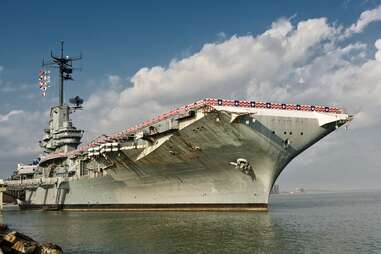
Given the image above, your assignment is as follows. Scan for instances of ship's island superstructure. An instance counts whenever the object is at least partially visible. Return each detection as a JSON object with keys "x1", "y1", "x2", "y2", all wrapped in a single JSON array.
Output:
[{"x1": 4, "y1": 43, "x2": 352, "y2": 211}]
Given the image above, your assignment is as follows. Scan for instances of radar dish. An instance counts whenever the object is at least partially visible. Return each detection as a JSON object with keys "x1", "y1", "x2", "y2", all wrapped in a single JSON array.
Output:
[{"x1": 69, "y1": 96, "x2": 84, "y2": 108}]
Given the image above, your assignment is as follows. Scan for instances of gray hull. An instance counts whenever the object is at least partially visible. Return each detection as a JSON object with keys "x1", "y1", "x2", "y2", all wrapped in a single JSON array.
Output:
[{"x1": 18, "y1": 104, "x2": 349, "y2": 211}]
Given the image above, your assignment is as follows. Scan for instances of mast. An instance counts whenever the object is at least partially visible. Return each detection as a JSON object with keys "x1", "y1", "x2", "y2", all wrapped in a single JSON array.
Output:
[
  {"x1": 43, "y1": 40, "x2": 82, "y2": 106},
  {"x1": 59, "y1": 40, "x2": 64, "y2": 106},
  {"x1": 39, "y1": 42, "x2": 84, "y2": 153}
]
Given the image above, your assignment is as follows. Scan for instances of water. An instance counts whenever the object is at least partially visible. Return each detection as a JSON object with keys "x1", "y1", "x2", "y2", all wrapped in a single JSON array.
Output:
[{"x1": 1, "y1": 191, "x2": 381, "y2": 254}]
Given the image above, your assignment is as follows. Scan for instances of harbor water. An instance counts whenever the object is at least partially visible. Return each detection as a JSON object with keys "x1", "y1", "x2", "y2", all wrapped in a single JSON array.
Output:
[{"x1": 1, "y1": 191, "x2": 380, "y2": 254}]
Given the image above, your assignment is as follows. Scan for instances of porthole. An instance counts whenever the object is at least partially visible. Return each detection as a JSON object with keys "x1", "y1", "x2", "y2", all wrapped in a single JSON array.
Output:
[
  {"x1": 284, "y1": 131, "x2": 287, "y2": 135},
  {"x1": 300, "y1": 132, "x2": 303, "y2": 135},
  {"x1": 289, "y1": 132, "x2": 292, "y2": 135},
  {"x1": 272, "y1": 131, "x2": 275, "y2": 134}
]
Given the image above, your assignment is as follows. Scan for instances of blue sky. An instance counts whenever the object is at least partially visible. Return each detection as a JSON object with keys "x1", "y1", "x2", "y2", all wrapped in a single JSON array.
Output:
[
  {"x1": 1, "y1": 0, "x2": 381, "y2": 190},
  {"x1": 1, "y1": 0, "x2": 380, "y2": 110}
]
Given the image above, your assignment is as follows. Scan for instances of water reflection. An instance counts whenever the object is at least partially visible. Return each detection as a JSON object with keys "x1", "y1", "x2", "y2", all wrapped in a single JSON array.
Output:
[
  {"x1": 1, "y1": 191, "x2": 380, "y2": 254},
  {"x1": 1, "y1": 211, "x2": 280, "y2": 254}
]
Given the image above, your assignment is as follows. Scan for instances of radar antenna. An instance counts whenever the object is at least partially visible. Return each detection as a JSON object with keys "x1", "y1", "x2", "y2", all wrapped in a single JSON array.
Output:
[{"x1": 42, "y1": 41, "x2": 82, "y2": 106}]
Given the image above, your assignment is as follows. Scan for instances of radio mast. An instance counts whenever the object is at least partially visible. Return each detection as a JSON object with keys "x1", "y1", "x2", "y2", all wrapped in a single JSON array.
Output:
[{"x1": 43, "y1": 41, "x2": 82, "y2": 106}]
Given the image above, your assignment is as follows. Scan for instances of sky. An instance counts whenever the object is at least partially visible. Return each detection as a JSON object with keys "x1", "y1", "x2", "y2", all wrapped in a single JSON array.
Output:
[{"x1": 0, "y1": 0, "x2": 381, "y2": 190}]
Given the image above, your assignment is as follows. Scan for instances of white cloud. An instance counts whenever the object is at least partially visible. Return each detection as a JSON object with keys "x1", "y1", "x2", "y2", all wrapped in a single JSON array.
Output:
[
  {"x1": 0, "y1": 110, "x2": 45, "y2": 162},
  {"x1": 375, "y1": 39, "x2": 381, "y2": 62},
  {"x1": 0, "y1": 110, "x2": 23, "y2": 123},
  {"x1": 217, "y1": 32, "x2": 227, "y2": 40},
  {"x1": 107, "y1": 74, "x2": 121, "y2": 86},
  {"x1": 0, "y1": 64, "x2": 36, "y2": 94},
  {"x1": 74, "y1": 8, "x2": 381, "y2": 137},
  {"x1": 345, "y1": 5, "x2": 381, "y2": 36},
  {"x1": 0, "y1": 66, "x2": 3, "y2": 87}
]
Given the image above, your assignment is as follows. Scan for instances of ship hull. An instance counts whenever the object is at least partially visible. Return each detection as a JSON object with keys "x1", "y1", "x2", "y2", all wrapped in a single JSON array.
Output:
[{"x1": 19, "y1": 105, "x2": 349, "y2": 211}]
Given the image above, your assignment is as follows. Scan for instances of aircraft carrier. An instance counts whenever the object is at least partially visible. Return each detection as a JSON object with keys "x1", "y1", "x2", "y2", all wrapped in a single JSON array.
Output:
[{"x1": 3, "y1": 43, "x2": 352, "y2": 211}]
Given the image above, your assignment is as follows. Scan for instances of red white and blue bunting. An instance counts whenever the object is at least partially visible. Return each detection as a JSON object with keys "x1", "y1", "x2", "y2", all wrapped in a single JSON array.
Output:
[{"x1": 38, "y1": 69, "x2": 50, "y2": 96}]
